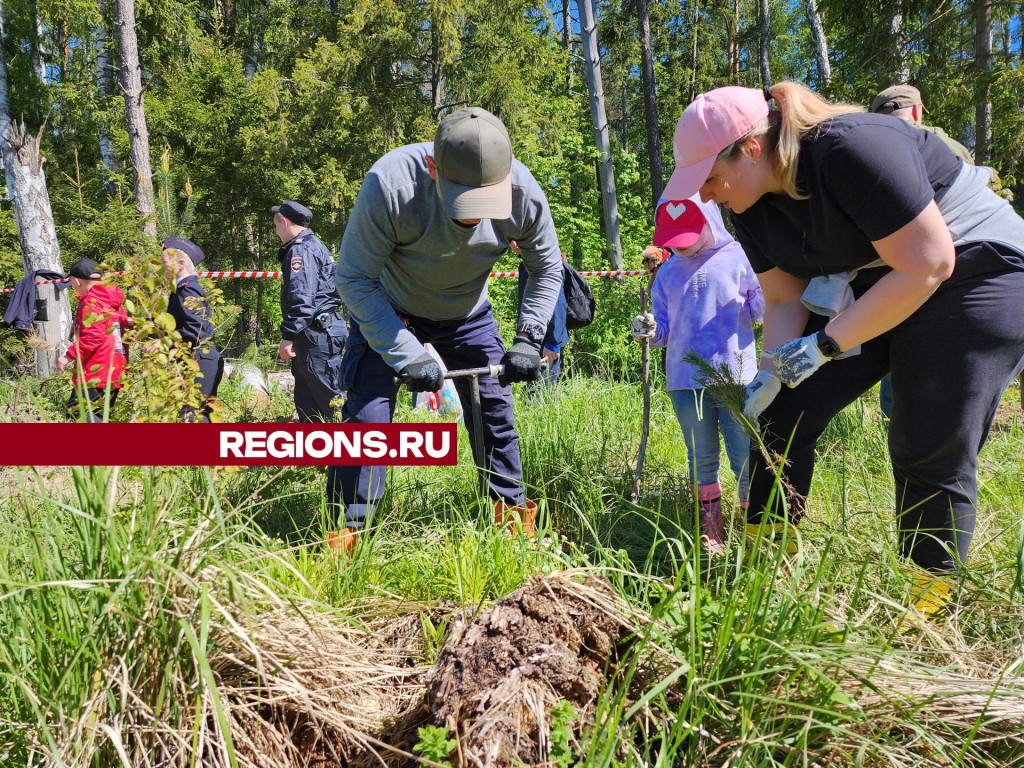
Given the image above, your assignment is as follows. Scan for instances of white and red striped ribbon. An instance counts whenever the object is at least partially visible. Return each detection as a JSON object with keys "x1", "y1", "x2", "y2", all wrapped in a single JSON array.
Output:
[{"x1": 0, "y1": 268, "x2": 650, "y2": 293}]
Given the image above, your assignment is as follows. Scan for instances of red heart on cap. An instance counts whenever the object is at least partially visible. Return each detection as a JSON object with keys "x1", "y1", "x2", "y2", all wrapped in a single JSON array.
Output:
[{"x1": 653, "y1": 199, "x2": 708, "y2": 249}]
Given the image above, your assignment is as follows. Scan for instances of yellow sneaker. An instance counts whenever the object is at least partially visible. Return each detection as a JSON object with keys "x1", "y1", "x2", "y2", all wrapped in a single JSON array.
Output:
[
  {"x1": 745, "y1": 521, "x2": 799, "y2": 555},
  {"x1": 898, "y1": 568, "x2": 953, "y2": 632},
  {"x1": 908, "y1": 572, "x2": 953, "y2": 619}
]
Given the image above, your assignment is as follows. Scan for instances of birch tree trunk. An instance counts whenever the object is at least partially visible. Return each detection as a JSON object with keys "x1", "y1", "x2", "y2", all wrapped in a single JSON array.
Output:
[
  {"x1": 0, "y1": 5, "x2": 71, "y2": 376},
  {"x1": 33, "y1": 3, "x2": 46, "y2": 81},
  {"x1": 636, "y1": 0, "x2": 663, "y2": 204},
  {"x1": 974, "y1": 0, "x2": 992, "y2": 164},
  {"x1": 576, "y1": 0, "x2": 622, "y2": 269},
  {"x1": 890, "y1": 7, "x2": 909, "y2": 83},
  {"x1": 689, "y1": 0, "x2": 699, "y2": 101},
  {"x1": 430, "y1": 21, "x2": 443, "y2": 119},
  {"x1": 805, "y1": 0, "x2": 831, "y2": 87},
  {"x1": 95, "y1": 0, "x2": 120, "y2": 197},
  {"x1": 758, "y1": 0, "x2": 771, "y2": 90},
  {"x1": 113, "y1": 0, "x2": 157, "y2": 237},
  {"x1": 562, "y1": 0, "x2": 583, "y2": 267}
]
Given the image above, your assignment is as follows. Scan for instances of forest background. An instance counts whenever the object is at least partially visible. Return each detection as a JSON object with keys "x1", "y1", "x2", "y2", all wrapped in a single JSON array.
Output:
[
  {"x1": 0, "y1": 0, "x2": 1022, "y2": 371},
  {"x1": 2, "y1": 2, "x2": 1024, "y2": 765}
]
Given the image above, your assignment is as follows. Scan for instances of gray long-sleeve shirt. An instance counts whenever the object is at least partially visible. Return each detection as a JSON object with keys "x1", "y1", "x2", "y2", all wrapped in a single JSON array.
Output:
[{"x1": 336, "y1": 142, "x2": 563, "y2": 371}]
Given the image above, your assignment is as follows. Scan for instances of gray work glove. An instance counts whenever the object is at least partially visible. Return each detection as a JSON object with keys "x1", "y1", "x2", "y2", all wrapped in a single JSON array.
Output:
[
  {"x1": 743, "y1": 370, "x2": 782, "y2": 421},
  {"x1": 398, "y1": 352, "x2": 445, "y2": 393},
  {"x1": 631, "y1": 313, "x2": 657, "y2": 339}
]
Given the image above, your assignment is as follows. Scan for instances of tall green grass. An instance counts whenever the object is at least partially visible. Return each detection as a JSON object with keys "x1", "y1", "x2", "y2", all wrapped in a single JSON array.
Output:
[{"x1": 1, "y1": 374, "x2": 1022, "y2": 766}]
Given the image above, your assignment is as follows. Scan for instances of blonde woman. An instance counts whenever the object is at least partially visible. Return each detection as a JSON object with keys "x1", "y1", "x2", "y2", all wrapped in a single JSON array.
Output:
[
  {"x1": 663, "y1": 82, "x2": 1024, "y2": 616},
  {"x1": 162, "y1": 237, "x2": 223, "y2": 422}
]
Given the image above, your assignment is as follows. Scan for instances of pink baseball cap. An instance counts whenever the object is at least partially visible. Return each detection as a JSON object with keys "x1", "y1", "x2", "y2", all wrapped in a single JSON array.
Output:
[
  {"x1": 663, "y1": 86, "x2": 770, "y2": 201},
  {"x1": 652, "y1": 199, "x2": 707, "y2": 249}
]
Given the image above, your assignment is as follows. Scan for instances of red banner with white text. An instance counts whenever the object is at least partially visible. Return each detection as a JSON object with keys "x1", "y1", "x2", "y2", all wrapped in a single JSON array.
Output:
[{"x1": 0, "y1": 423, "x2": 458, "y2": 466}]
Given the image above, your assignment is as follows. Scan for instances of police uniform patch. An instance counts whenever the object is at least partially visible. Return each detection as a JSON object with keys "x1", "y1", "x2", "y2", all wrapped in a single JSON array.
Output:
[{"x1": 291, "y1": 257, "x2": 303, "y2": 272}]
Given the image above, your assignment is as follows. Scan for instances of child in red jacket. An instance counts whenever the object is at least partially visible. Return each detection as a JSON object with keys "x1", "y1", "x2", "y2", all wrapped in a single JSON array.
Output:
[{"x1": 57, "y1": 259, "x2": 128, "y2": 422}]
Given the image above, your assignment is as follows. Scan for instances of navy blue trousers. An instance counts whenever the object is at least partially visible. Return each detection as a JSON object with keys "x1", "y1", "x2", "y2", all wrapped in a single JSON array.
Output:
[
  {"x1": 749, "y1": 243, "x2": 1024, "y2": 572},
  {"x1": 292, "y1": 318, "x2": 346, "y2": 423},
  {"x1": 327, "y1": 302, "x2": 524, "y2": 529},
  {"x1": 181, "y1": 345, "x2": 223, "y2": 423}
]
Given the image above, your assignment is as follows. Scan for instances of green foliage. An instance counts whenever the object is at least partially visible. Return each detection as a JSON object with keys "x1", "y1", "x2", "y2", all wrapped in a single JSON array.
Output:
[
  {"x1": 548, "y1": 699, "x2": 579, "y2": 768},
  {"x1": 116, "y1": 249, "x2": 215, "y2": 421},
  {"x1": 413, "y1": 724, "x2": 458, "y2": 766},
  {"x1": 154, "y1": 146, "x2": 199, "y2": 238}
]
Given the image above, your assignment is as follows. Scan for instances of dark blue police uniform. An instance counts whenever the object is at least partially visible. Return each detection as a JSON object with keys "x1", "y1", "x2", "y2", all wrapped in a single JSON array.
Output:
[
  {"x1": 168, "y1": 275, "x2": 223, "y2": 422},
  {"x1": 279, "y1": 229, "x2": 346, "y2": 422}
]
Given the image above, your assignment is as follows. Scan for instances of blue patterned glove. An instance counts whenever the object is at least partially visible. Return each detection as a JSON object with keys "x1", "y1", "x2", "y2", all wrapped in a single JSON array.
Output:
[
  {"x1": 743, "y1": 370, "x2": 782, "y2": 420},
  {"x1": 765, "y1": 334, "x2": 830, "y2": 388}
]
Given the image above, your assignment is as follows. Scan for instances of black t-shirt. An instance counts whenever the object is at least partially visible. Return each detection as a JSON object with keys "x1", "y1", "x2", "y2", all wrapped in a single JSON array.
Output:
[{"x1": 732, "y1": 113, "x2": 962, "y2": 288}]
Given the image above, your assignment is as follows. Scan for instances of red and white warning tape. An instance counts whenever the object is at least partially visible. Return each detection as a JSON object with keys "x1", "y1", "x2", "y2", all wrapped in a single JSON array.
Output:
[{"x1": 0, "y1": 268, "x2": 650, "y2": 293}]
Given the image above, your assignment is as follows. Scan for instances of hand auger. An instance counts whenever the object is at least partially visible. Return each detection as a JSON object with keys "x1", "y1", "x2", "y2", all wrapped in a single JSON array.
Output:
[
  {"x1": 442, "y1": 365, "x2": 504, "y2": 477},
  {"x1": 396, "y1": 361, "x2": 547, "y2": 499}
]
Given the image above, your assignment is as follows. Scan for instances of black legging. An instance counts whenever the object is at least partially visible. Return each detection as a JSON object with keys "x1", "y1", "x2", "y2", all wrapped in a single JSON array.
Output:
[{"x1": 749, "y1": 242, "x2": 1024, "y2": 572}]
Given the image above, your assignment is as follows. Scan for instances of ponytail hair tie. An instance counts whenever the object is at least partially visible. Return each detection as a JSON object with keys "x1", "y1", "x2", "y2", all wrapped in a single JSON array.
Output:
[{"x1": 763, "y1": 85, "x2": 774, "y2": 102}]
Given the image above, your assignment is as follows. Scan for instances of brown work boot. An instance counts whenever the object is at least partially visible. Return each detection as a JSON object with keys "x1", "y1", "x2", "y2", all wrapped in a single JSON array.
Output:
[
  {"x1": 493, "y1": 499, "x2": 538, "y2": 537},
  {"x1": 698, "y1": 496, "x2": 727, "y2": 555},
  {"x1": 326, "y1": 527, "x2": 360, "y2": 557}
]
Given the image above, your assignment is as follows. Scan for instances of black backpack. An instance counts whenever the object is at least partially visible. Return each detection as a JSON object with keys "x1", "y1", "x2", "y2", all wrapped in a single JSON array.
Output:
[{"x1": 562, "y1": 262, "x2": 595, "y2": 330}]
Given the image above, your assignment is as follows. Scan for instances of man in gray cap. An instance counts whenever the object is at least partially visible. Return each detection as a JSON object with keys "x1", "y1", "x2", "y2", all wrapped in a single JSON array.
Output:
[
  {"x1": 870, "y1": 84, "x2": 974, "y2": 165},
  {"x1": 330, "y1": 106, "x2": 563, "y2": 555},
  {"x1": 272, "y1": 199, "x2": 346, "y2": 423}
]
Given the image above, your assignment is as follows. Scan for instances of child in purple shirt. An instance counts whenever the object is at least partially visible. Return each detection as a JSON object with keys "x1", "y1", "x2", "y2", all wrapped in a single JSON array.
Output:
[{"x1": 633, "y1": 196, "x2": 764, "y2": 553}]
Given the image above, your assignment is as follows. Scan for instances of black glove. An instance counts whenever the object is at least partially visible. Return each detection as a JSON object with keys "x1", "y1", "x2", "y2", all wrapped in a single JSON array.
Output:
[
  {"x1": 398, "y1": 353, "x2": 444, "y2": 393},
  {"x1": 499, "y1": 335, "x2": 543, "y2": 386}
]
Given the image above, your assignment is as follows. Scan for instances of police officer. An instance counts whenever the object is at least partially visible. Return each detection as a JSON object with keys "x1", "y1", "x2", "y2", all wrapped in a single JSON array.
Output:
[
  {"x1": 273, "y1": 200, "x2": 346, "y2": 422},
  {"x1": 162, "y1": 237, "x2": 224, "y2": 422}
]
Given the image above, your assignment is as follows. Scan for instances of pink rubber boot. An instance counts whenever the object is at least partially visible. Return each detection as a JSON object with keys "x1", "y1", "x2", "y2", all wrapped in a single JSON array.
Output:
[{"x1": 697, "y1": 482, "x2": 726, "y2": 555}]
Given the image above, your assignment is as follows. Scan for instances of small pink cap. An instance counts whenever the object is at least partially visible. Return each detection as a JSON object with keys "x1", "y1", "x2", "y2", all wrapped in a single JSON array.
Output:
[{"x1": 652, "y1": 199, "x2": 707, "y2": 249}]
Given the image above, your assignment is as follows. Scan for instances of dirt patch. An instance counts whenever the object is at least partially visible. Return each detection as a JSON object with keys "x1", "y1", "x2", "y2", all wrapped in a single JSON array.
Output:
[
  {"x1": 991, "y1": 398, "x2": 1023, "y2": 433},
  {"x1": 403, "y1": 572, "x2": 635, "y2": 768},
  {"x1": 234, "y1": 575, "x2": 638, "y2": 768}
]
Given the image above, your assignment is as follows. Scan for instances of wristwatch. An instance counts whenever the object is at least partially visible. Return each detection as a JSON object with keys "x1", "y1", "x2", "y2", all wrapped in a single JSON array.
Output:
[
  {"x1": 814, "y1": 329, "x2": 842, "y2": 358},
  {"x1": 515, "y1": 324, "x2": 546, "y2": 347}
]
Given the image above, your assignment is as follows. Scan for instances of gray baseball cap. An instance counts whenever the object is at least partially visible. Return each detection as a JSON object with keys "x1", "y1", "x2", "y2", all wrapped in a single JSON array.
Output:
[
  {"x1": 870, "y1": 84, "x2": 924, "y2": 115},
  {"x1": 433, "y1": 107, "x2": 513, "y2": 220}
]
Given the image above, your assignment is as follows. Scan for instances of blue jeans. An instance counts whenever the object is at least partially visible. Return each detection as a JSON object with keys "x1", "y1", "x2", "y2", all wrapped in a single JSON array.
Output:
[
  {"x1": 879, "y1": 373, "x2": 894, "y2": 420},
  {"x1": 668, "y1": 388, "x2": 750, "y2": 502},
  {"x1": 327, "y1": 302, "x2": 525, "y2": 529}
]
